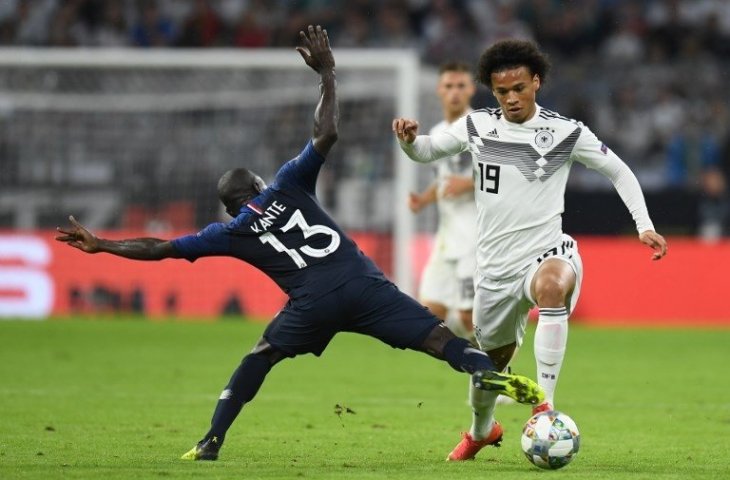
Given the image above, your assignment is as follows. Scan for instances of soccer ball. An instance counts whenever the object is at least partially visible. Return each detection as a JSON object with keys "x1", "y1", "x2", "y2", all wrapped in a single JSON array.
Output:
[{"x1": 520, "y1": 410, "x2": 580, "y2": 470}]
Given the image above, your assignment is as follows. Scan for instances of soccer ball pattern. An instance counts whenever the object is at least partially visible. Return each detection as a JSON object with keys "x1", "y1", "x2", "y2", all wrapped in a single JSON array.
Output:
[{"x1": 521, "y1": 411, "x2": 580, "y2": 470}]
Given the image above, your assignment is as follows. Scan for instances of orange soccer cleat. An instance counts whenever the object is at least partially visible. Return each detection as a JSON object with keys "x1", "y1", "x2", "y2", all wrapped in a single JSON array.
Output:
[{"x1": 446, "y1": 421, "x2": 503, "y2": 461}]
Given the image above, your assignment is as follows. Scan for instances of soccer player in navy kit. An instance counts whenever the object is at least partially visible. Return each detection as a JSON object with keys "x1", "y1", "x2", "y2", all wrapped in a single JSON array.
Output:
[{"x1": 56, "y1": 26, "x2": 543, "y2": 462}]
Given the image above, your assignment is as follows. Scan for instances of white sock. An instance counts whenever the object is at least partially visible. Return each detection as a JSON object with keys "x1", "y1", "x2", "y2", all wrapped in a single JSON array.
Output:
[
  {"x1": 534, "y1": 307, "x2": 569, "y2": 406},
  {"x1": 468, "y1": 381, "x2": 498, "y2": 440}
]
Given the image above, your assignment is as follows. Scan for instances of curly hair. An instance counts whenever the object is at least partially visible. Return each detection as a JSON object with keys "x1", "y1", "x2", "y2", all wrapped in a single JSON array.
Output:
[{"x1": 477, "y1": 39, "x2": 551, "y2": 89}]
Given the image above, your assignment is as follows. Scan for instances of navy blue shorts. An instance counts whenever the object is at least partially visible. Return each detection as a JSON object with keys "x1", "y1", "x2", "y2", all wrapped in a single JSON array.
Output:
[{"x1": 263, "y1": 276, "x2": 440, "y2": 357}]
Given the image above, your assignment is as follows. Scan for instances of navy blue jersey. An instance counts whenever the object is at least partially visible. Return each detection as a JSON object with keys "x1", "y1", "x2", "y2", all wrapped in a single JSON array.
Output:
[{"x1": 172, "y1": 140, "x2": 385, "y2": 306}]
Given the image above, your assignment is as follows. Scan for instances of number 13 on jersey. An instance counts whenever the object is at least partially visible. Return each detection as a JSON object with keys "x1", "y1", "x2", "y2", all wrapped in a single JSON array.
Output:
[
  {"x1": 259, "y1": 209, "x2": 341, "y2": 268},
  {"x1": 478, "y1": 162, "x2": 500, "y2": 194}
]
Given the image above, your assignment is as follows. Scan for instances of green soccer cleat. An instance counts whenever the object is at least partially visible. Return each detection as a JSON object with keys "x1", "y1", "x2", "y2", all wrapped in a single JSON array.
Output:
[
  {"x1": 180, "y1": 437, "x2": 221, "y2": 461},
  {"x1": 472, "y1": 370, "x2": 545, "y2": 405}
]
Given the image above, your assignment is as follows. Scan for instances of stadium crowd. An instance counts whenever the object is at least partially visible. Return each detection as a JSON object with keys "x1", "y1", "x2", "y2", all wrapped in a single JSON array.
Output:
[{"x1": 0, "y1": 0, "x2": 728, "y2": 236}]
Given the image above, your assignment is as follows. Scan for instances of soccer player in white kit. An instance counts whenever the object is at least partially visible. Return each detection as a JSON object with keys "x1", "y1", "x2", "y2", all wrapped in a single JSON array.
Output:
[
  {"x1": 393, "y1": 39, "x2": 668, "y2": 461},
  {"x1": 409, "y1": 62, "x2": 477, "y2": 337}
]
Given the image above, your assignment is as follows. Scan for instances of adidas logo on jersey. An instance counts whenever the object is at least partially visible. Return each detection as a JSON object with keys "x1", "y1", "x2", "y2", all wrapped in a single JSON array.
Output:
[{"x1": 485, "y1": 128, "x2": 499, "y2": 138}]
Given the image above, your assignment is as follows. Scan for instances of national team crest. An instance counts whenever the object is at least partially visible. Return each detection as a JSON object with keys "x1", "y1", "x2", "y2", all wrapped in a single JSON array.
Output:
[{"x1": 535, "y1": 130, "x2": 554, "y2": 148}]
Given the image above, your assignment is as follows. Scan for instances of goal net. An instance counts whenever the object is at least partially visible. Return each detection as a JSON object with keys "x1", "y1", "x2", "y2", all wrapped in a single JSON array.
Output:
[{"x1": 0, "y1": 48, "x2": 427, "y2": 316}]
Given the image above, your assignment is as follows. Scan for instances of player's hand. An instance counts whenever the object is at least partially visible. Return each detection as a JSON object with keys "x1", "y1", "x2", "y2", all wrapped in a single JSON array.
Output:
[
  {"x1": 296, "y1": 25, "x2": 334, "y2": 74},
  {"x1": 392, "y1": 118, "x2": 419, "y2": 144},
  {"x1": 55, "y1": 215, "x2": 100, "y2": 254},
  {"x1": 442, "y1": 176, "x2": 474, "y2": 198},
  {"x1": 639, "y1": 230, "x2": 667, "y2": 261},
  {"x1": 408, "y1": 192, "x2": 425, "y2": 213}
]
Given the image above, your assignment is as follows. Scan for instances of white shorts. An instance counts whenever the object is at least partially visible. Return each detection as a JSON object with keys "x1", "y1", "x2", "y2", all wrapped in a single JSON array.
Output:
[
  {"x1": 473, "y1": 234, "x2": 583, "y2": 351},
  {"x1": 419, "y1": 249, "x2": 475, "y2": 312}
]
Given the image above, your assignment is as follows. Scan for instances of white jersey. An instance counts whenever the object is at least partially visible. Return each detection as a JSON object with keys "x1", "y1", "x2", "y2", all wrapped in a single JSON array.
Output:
[
  {"x1": 429, "y1": 117, "x2": 478, "y2": 259},
  {"x1": 400, "y1": 104, "x2": 655, "y2": 279}
]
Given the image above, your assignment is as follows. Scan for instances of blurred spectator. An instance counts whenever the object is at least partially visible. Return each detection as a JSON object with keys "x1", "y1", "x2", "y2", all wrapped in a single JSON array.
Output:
[
  {"x1": 595, "y1": 86, "x2": 654, "y2": 162},
  {"x1": 646, "y1": 0, "x2": 690, "y2": 60},
  {"x1": 0, "y1": 17, "x2": 16, "y2": 44},
  {"x1": 535, "y1": 2, "x2": 599, "y2": 57},
  {"x1": 335, "y1": 5, "x2": 371, "y2": 48},
  {"x1": 48, "y1": 0, "x2": 84, "y2": 46},
  {"x1": 374, "y1": 3, "x2": 420, "y2": 49},
  {"x1": 131, "y1": 1, "x2": 175, "y2": 47},
  {"x1": 159, "y1": 0, "x2": 195, "y2": 26},
  {"x1": 602, "y1": 21, "x2": 644, "y2": 64},
  {"x1": 15, "y1": 0, "x2": 57, "y2": 46},
  {"x1": 650, "y1": 86, "x2": 685, "y2": 145},
  {"x1": 177, "y1": 0, "x2": 222, "y2": 47},
  {"x1": 666, "y1": 128, "x2": 722, "y2": 188},
  {"x1": 422, "y1": 1, "x2": 477, "y2": 65},
  {"x1": 477, "y1": 1, "x2": 532, "y2": 46},
  {"x1": 233, "y1": 9, "x2": 270, "y2": 48},
  {"x1": 94, "y1": 1, "x2": 129, "y2": 47},
  {"x1": 665, "y1": 100, "x2": 728, "y2": 240}
]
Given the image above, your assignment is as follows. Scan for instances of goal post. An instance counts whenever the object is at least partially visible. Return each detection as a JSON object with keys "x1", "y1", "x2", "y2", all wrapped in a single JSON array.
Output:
[{"x1": 0, "y1": 48, "x2": 421, "y2": 302}]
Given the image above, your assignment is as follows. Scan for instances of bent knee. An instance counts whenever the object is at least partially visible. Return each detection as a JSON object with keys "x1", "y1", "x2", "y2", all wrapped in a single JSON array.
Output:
[{"x1": 534, "y1": 274, "x2": 573, "y2": 307}]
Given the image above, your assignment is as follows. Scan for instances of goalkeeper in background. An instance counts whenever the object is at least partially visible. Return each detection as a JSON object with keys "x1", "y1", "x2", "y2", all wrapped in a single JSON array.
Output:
[{"x1": 56, "y1": 26, "x2": 545, "y2": 462}]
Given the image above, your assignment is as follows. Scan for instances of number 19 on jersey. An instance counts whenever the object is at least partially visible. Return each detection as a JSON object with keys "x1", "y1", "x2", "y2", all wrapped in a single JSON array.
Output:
[{"x1": 478, "y1": 162, "x2": 500, "y2": 194}]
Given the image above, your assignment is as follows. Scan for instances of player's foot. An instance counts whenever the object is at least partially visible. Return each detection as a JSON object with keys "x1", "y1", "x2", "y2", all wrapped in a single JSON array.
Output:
[
  {"x1": 532, "y1": 401, "x2": 554, "y2": 416},
  {"x1": 180, "y1": 436, "x2": 221, "y2": 461},
  {"x1": 446, "y1": 422, "x2": 503, "y2": 461},
  {"x1": 472, "y1": 370, "x2": 545, "y2": 405}
]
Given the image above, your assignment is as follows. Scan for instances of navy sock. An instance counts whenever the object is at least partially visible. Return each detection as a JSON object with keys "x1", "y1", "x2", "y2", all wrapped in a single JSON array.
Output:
[
  {"x1": 442, "y1": 337, "x2": 496, "y2": 374},
  {"x1": 204, "y1": 353, "x2": 273, "y2": 443}
]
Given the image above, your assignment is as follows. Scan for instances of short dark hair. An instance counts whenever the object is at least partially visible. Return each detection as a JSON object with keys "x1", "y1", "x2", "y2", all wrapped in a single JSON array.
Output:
[
  {"x1": 217, "y1": 168, "x2": 261, "y2": 215},
  {"x1": 438, "y1": 61, "x2": 473, "y2": 76},
  {"x1": 477, "y1": 39, "x2": 551, "y2": 89}
]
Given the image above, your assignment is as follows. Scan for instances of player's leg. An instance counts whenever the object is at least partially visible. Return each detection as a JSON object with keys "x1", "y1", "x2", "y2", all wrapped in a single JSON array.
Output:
[
  {"x1": 181, "y1": 337, "x2": 291, "y2": 461},
  {"x1": 343, "y1": 277, "x2": 542, "y2": 403},
  {"x1": 424, "y1": 301, "x2": 448, "y2": 321},
  {"x1": 448, "y1": 342, "x2": 516, "y2": 461},
  {"x1": 528, "y1": 241, "x2": 582, "y2": 412},
  {"x1": 456, "y1": 309, "x2": 474, "y2": 336},
  {"x1": 418, "y1": 250, "x2": 453, "y2": 321},
  {"x1": 448, "y1": 275, "x2": 533, "y2": 461},
  {"x1": 454, "y1": 255, "x2": 476, "y2": 338},
  {"x1": 183, "y1": 300, "x2": 341, "y2": 461},
  {"x1": 405, "y1": 320, "x2": 542, "y2": 403}
]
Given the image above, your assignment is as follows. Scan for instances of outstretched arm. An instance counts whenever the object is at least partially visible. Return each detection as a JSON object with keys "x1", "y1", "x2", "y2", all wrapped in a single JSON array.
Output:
[
  {"x1": 297, "y1": 25, "x2": 337, "y2": 157},
  {"x1": 392, "y1": 118, "x2": 468, "y2": 164},
  {"x1": 56, "y1": 215, "x2": 181, "y2": 261}
]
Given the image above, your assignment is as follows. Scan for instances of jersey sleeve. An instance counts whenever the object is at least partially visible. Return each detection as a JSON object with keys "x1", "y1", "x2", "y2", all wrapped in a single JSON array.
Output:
[
  {"x1": 273, "y1": 139, "x2": 325, "y2": 194},
  {"x1": 170, "y1": 222, "x2": 231, "y2": 262},
  {"x1": 399, "y1": 115, "x2": 470, "y2": 163},
  {"x1": 571, "y1": 125, "x2": 655, "y2": 234}
]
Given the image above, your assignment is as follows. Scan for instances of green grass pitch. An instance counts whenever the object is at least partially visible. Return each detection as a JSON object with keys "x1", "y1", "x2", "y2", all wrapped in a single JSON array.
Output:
[{"x1": 1, "y1": 319, "x2": 729, "y2": 479}]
